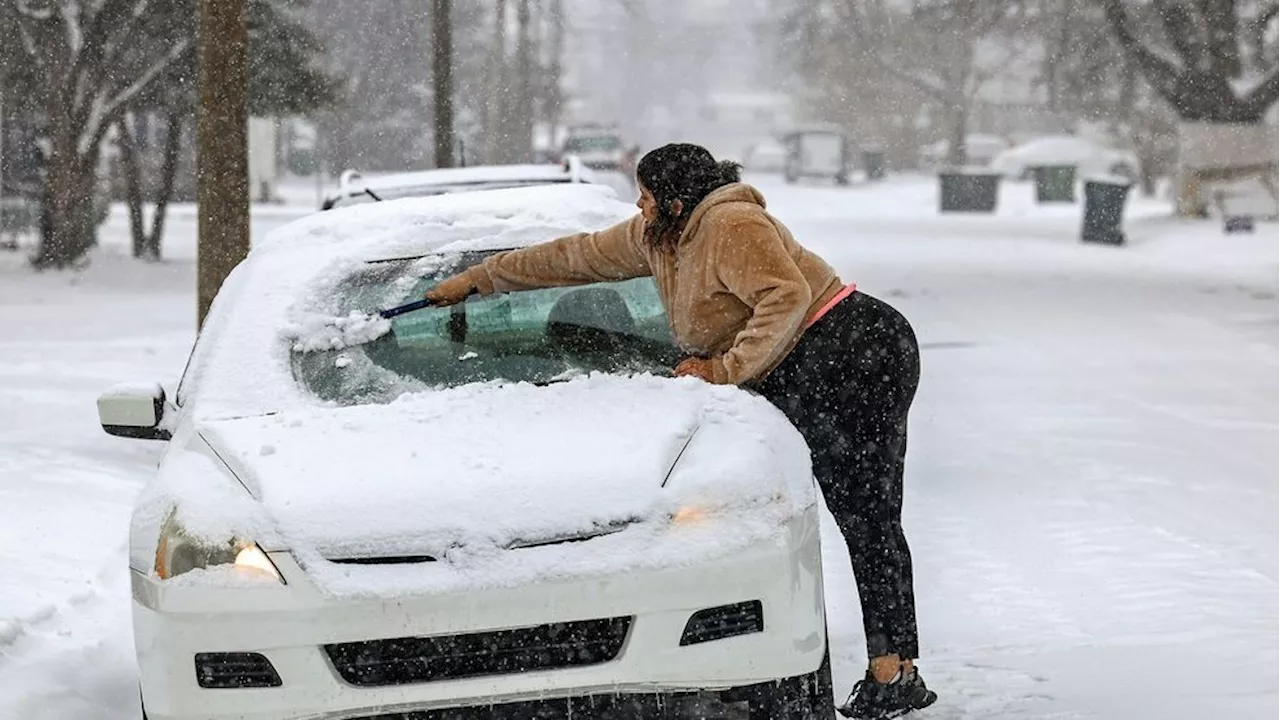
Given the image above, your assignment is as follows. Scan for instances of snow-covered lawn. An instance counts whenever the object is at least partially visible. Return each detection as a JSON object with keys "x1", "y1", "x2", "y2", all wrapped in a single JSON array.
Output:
[{"x1": 1, "y1": 176, "x2": 1275, "y2": 718}]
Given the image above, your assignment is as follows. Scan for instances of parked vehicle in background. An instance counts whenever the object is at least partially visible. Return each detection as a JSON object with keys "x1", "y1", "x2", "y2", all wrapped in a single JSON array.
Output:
[
  {"x1": 98, "y1": 183, "x2": 833, "y2": 720},
  {"x1": 321, "y1": 159, "x2": 594, "y2": 210},
  {"x1": 742, "y1": 140, "x2": 788, "y2": 174},
  {"x1": 918, "y1": 134, "x2": 1009, "y2": 170},
  {"x1": 989, "y1": 135, "x2": 1141, "y2": 183},
  {"x1": 560, "y1": 124, "x2": 626, "y2": 170},
  {"x1": 782, "y1": 125, "x2": 852, "y2": 185}
]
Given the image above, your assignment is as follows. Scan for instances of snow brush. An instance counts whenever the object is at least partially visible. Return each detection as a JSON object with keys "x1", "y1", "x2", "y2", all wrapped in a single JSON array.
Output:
[
  {"x1": 378, "y1": 288, "x2": 478, "y2": 318},
  {"x1": 378, "y1": 298, "x2": 437, "y2": 319},
  {"x1": 291, "y1": 297, "x2": 452, "y2": 353}
]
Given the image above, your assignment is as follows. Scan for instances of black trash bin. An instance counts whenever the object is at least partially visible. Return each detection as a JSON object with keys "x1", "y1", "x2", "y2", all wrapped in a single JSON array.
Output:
[
  {"x1": 863, "y1": 150, "x2": 887, "y2": 181},
  {"x1": 939, "y1": 171, "x2": 1000, "y2": 213},
  {"x1": 1082, "y1": 179, "x2": 1131, "y2": 245},
  {"x1": 1033, "y1": 165, "x2": 1076, "y2": 203}
]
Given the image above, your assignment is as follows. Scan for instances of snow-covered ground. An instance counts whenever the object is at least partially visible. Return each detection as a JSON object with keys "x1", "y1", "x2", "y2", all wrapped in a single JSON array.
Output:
[{"x1": 0, "y1": 174, "x2": 1275, "y2": 718}]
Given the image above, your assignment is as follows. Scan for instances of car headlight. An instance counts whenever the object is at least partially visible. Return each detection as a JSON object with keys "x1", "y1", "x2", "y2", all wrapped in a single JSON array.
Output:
[
  {"x1": 154, "y1": 513, "x2": 284, "y2": 584},
  {"x1": 670, "y1": 506, "x2": 707, "y2": 525}
]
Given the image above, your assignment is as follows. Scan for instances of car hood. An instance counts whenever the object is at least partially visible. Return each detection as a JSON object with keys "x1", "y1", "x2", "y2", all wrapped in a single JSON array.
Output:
[{"x1": 197, "y1": 375, "x2": 814, "y2": 560}]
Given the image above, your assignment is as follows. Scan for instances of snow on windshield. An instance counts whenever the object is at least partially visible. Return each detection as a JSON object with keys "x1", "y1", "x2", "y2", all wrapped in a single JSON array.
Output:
[{"x1": 287, "y1": 252, "x2": 680, "y2": 406}]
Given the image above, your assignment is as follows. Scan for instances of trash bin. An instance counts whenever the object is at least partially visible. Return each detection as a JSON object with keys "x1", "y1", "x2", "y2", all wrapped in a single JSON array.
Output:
[
  {"x1": 1081, "y1": 179, "x2": 1131, "y2": 245},
  {"x1": 939, "y1": 172, "x2": 1000, "y2": 213},
  {"x1": 863, "y1": 150, "x2": 887, "y2": 181},
  {"x1": 1033, "y1": 165, "x2": 1076, "y2": 203}
]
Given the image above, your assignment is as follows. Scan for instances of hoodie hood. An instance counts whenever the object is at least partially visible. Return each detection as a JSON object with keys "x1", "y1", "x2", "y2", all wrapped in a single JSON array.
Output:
[{"x1": 678, "y1": 182, "x2": 767, "y2": 245}]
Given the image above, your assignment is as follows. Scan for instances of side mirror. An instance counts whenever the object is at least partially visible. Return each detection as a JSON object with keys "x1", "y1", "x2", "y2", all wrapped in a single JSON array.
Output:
[{"x1": 97, "y1": 382, "x2": 173, "y2": 441}]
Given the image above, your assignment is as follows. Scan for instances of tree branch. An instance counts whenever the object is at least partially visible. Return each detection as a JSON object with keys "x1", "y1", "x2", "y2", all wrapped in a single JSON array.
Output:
[
  {"x1": 1099, "y1": 0, "x2": 1182, "y2": 98},
  {"x1": 1242, "y1": 66, "x2": 1279, "y2": 116},
  {"x1": 78, "y1": 38, "x2": 191, "y2": 156}
]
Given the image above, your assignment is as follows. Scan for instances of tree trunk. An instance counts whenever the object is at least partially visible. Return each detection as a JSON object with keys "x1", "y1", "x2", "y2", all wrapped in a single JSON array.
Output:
[
  {"x1": 32, "y1": 126, "x2": 97, "y2": 269},
  {"x1": 432, "y1": 0, "x2": 455, "y2": 168},
  {"x1": 944, "y1": 101, "x2": 969, "y2": 168},
  {"x1": 197, "y1": 0, "x2": 251, "y2": 326},
  {"x1": 484, "y1": 0, "x2": 508, "y2": 165},
  {"x1": 513, "y1": 0, "x2": 533, "y2": 163},
  {"x1": 116, "y1": 114, "x2": 150, "y2": 259},
  {"x1": 545, "y1": 0, "x2": 564, "y2": 130},
  {"x1": 147, "y1": 107, "x2": 184, "y2": 261}
]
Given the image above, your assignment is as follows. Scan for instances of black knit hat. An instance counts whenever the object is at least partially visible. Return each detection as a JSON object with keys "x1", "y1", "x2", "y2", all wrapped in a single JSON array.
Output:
[{"x1": 636, "y1": 143, "x2": 741, "y2": 248}]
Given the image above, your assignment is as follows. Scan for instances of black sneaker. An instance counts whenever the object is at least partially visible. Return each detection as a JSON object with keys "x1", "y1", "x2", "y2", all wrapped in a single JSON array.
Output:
[{"x1": 837, "y1": 668, "x2": 938, "y2": 719}]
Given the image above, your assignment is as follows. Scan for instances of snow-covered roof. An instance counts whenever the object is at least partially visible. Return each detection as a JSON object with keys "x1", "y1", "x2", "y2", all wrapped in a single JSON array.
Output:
[
  {"x1": 336, "y1": 163, "x2": 594, "y2": 198},
  {"x1": 183, "y1": 184, "x2": 636, "y2": 420}
]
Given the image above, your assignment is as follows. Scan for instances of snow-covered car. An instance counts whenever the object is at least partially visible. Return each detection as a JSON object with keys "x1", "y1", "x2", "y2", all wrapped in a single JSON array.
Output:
[
  {"x1": 559, "y1": 124, "x2": 627, "y2": 170},
  {"x1": 98, "y1": 184, "x2": 832, "y2": 719},
  {"x1": 988, "y1": 135, "x2": 1141, "y2": 182},
  {"x1": 321, "y1": 159, "x2": 594, "y2": 210}
]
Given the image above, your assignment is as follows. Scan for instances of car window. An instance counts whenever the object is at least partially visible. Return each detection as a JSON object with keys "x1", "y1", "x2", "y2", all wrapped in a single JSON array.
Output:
[
  {"x1": 564, "y1": 136, "x2": 621, "y2": 152},
  {"x1": 291, "y1": 252, "x2": 680, "y2": 406}
]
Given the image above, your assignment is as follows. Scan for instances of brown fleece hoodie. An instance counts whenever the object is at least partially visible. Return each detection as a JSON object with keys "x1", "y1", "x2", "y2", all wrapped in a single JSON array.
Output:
[{"x1": 461, "y1": 183, "x2": 843, "y2": 385}]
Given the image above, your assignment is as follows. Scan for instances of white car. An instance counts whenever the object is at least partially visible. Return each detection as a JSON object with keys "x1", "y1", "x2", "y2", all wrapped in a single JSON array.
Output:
[
  {"x1": 560, "y1": 125, "x2": 627, "y2": 170},
  {"x1": 99, "y1": 184, "x2": 832, "y2": 719},
  {"x1": 989, "y1": 135, "x2": 1141, "y2": 182},
  {"x1": 321, "y1": 159, "x2": 594, "y2": 211}
]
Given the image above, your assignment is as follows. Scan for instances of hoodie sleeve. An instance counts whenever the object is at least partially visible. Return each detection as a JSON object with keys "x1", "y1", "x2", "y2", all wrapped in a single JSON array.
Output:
[
  {"x1": 709, "y1": 212, "x2": 812, "y2": 385},
  {"x1": 462, "y1": 215, "x2": 651, "y2": 294}
]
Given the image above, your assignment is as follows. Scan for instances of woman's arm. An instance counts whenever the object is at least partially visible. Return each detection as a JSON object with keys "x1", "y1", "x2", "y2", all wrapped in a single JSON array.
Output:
[
  {"x1": 708, "y1": 214, "x2": 812, "y2": 385},
  {"x1": 463, "y1": 214, "x2": 651, "y2": 295}
]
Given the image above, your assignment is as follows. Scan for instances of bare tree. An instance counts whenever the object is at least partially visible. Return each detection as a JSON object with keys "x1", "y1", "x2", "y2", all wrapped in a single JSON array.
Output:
[
  {"x1": 1100, "y1": 0, "x2": 1278, "y2": 122},
  {"x1": 827, "y1": 0, "x2": 1031, "y2": 166},
  {"x1": 0, "y1": 0, "x2": 192, "y2": 268},
  {"x1": 116, "y1": 104, "x2": 184, "y2": 260}
]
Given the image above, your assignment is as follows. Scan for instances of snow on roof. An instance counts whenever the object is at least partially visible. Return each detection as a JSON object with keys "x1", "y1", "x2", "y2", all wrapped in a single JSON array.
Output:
[
  {"x1": 339, "y1": 163, "x2": 592, "y2": 197},
  {"x1": 183, "y1": 184, "x2": 636, "y2": 420}
]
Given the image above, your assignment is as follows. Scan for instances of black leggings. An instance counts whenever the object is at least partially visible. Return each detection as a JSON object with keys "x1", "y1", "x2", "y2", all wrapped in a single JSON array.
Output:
[{"x1": 755, "y1": 291, "x2": 921, "y2": 660}]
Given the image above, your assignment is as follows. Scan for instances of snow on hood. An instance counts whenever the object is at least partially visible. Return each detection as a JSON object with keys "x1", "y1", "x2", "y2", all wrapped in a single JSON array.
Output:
[
  {"x1": 180, "y1": 184, "x2": 636, "y2": 420},
  {"x1": 197, "y1": 374, "x2": 815, "y2": 564}
]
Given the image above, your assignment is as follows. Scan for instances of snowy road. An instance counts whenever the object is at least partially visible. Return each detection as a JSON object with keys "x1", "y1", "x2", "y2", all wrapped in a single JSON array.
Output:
[{"x1": 1, "y1": 177, "x2": 1275, "y2": 718}]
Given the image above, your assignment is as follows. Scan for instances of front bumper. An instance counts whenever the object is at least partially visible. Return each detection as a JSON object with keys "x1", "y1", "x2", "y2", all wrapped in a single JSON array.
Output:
[{"x1": 134, "y1": 509, "x2": 826, "y2": 720}]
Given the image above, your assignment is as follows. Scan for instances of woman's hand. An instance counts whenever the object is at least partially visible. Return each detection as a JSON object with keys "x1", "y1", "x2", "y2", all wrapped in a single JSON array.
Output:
[
  {"x1": 673, "y1": 357, "x2": 716, "y2": 382},
  {"x1": 425, "y1": 273, "x2": 476, "y2": 306}
]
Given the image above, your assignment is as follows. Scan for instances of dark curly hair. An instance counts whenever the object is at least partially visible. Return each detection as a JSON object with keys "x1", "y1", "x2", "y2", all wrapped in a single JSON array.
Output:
[{"x1": 636, "y1": 143, "x2": 742, "y2": 250}]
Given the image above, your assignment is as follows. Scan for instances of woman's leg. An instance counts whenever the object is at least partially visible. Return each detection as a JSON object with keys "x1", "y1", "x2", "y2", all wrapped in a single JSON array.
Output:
[
  {"x1": 757, "y1": 293, "x2": 922, "y2": 675},
  {"x1": 815, "y1": 296, "x2": 920, "y2": 668}
]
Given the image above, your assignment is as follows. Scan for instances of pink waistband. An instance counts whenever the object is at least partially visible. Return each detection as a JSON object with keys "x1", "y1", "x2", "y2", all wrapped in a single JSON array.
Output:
[{"x1": 805, "y1": 283, "x2": 857, "y2": 329}]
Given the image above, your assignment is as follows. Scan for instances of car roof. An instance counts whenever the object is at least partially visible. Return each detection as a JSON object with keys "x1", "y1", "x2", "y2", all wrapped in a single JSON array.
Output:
[{"x1": 335, "y1": 163, "x2": 594, "y2": 198}]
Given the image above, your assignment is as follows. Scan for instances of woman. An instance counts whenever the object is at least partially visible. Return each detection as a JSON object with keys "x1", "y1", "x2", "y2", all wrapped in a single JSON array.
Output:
[{"x1": 427, "y1": 143, "x2": 937, "y2": 719}]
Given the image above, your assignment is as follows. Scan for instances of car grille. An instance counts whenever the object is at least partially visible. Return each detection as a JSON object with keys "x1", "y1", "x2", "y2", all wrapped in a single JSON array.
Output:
[
  {"x1": 324, "y1": 616, "x2": 632, "y2": 686},
  {"x1": 194, "y1": 652, "x2": 282, "y2": 689},
  {"x1": 679, "y1": 600, "x2": 764, "y2": 646}
]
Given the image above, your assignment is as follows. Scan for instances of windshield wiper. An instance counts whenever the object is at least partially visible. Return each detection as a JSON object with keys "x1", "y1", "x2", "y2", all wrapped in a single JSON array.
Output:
[{"x1": 364, "y1": 188, "x2": 383, "y2": 202}]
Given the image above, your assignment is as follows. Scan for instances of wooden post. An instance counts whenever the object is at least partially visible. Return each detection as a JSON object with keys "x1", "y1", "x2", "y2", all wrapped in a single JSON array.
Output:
[{"x1": 197, "y1": 0, "x2": 250, "y2": 326}]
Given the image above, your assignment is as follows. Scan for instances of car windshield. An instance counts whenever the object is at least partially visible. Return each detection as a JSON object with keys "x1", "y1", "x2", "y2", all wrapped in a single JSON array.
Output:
[
  {"x1": 564, "y1": 135, "x2": 620, "y2": 152},
  {"x1": 292, "y1": 251, "x2": 680, "y2": 405}
]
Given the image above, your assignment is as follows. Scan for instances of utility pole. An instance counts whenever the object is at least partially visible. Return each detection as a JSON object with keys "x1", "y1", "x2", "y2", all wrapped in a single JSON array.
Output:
[
  {"x1": 197, "y1": 0, "x2": 250, "y2": 326},
  {"x1": 432, "y1": 0, "x2": 455, "y2": 168}
]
